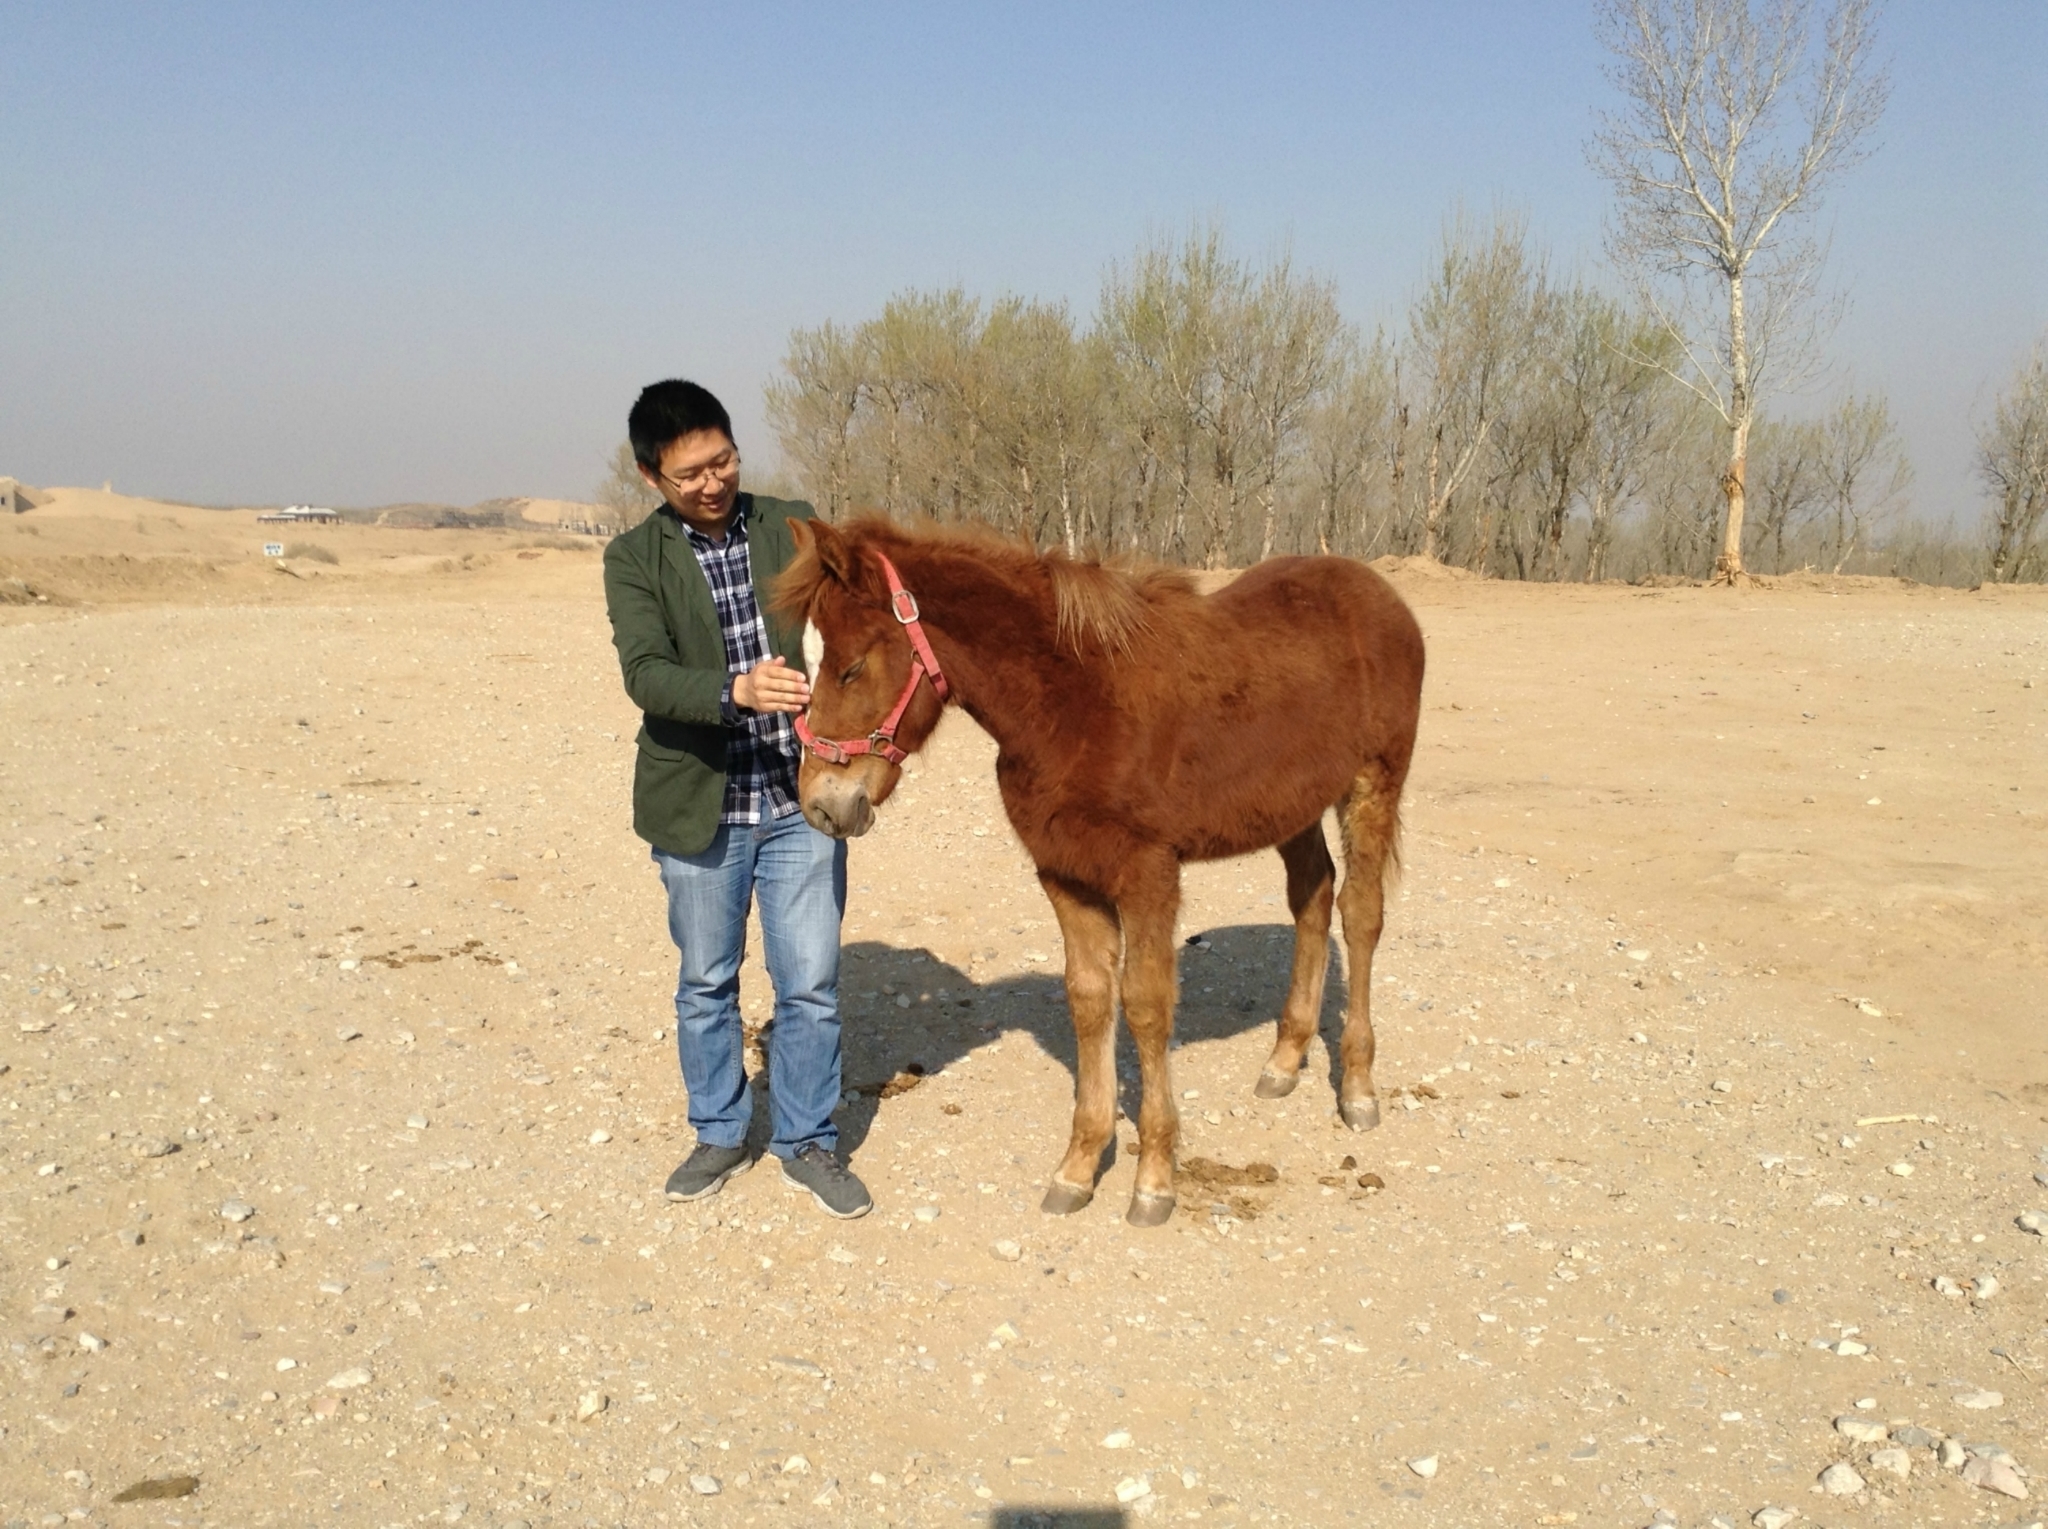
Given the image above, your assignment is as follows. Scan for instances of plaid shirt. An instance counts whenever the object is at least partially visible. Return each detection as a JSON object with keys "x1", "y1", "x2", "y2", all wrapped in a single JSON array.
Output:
[{"x1": 681, "y1": 516, "x2": 802, "y2": 825}]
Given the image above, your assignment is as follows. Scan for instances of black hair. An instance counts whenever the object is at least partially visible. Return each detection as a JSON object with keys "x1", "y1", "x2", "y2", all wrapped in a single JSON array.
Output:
[{"x1": 628, "y1": 380, "x2": 734, "y2": 473}]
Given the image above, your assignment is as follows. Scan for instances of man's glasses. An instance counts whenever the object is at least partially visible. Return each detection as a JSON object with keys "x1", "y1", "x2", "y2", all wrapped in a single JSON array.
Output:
[{"x1": 659, "y1": 449, "x2": 740, "y2": 494}]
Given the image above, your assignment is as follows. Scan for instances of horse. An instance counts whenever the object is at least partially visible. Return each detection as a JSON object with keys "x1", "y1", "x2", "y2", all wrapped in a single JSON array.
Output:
[{"x1": 775, "y1": 516, "x2": 1425, "y2": 1227}]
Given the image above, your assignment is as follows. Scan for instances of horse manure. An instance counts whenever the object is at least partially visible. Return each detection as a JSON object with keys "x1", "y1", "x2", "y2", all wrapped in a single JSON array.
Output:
[
  {"x1": 857, "y1": 1063, "x2": 929, "y2": 1100},
  {"x1": 1356, "y1": 1172, "x2": 1386, "y2": 1192},
  {"x1": 1410, "y1": 1083, "x2": 1441, "y2": 1100},
  {"x1": 1317, "y1": 1174, "x2": 1348, "y2": 1188},
  {"x1": 1500, "y1": 1090, "x2": 1522, "y2": 1100},
  {"x1": 942, "y1": 1103, "x2": 962, "y2": 1116},
  {"x1": 1180, "y1": 1157, "x2": 1280, "y2": 1190},
  {"x1": 113, "y1": 1477, "x2": 200, "y2": 1502},
  {"x1": 1339, "y1": 1155, "x2": 1357, "y2": 1170}
]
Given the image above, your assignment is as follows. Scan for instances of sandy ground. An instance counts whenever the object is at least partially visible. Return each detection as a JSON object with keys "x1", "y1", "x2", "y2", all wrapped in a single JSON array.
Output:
[{"x1": 3, "y1": 493, "x2": 2047, "y2": 1529}]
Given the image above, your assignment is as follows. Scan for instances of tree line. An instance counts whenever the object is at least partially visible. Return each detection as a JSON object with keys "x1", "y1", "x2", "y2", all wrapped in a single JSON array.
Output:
[
  {"x1": 754, "y1": 218, "x2": 1997, "y2": 582},
  {"x1": 594, "y1": 0, "x2": 2046, "y2": 585}
]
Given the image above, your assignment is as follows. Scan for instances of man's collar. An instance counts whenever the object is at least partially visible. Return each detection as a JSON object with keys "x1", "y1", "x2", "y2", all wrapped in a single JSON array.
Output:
[{"x1": 674, "y1": 496, "x2": 751, "y2": 549}]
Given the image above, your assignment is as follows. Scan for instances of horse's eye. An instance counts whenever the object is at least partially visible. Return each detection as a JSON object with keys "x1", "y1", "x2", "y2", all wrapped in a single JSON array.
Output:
[{"x1": 839, "y1": 657, "x2": 866, "y2": 686}]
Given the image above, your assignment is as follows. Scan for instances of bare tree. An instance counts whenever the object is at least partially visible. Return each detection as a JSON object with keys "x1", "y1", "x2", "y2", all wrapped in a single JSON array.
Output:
[
  {"x1": 1981, "y1": 339, "x2": 2048, "y2": 583},
  {"x1": 592, "y1": 441, "x2": 660, "y2": 533},
  {"x1": 766, "y1": 321, "x2": 870, "y2": 518},
  {"x1": 1744, "y1": 416, "x2": 1825, "y2": 571},
  {"x1": 1302, "y1": 333, "x2": 1398, "y2": 557},
  {"x1": 1409, "y1": 213, "x2": 1543, "y2": 562},
  {"x1": 1225, "y1": 256, "x2": 1347, "y2": 561},
  {"x1": 1591, "y1": 0, "x2": 1888, "y2": 582},
  {"x1": 1815, "y1": 392, "x2": 1911, "y2": 571}
]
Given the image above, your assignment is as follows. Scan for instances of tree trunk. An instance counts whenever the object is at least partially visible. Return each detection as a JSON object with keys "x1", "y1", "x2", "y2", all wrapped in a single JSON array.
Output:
[
  {"x1": 1422, "y1": 428, "x2": 1443, "y2": 561},
  {"x1": 1715, "y1": 274, "x2": 1752, "y2": 582}
]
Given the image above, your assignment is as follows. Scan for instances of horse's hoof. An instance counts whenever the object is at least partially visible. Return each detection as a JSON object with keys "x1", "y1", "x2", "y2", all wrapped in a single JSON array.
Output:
[
  {"x1": 1253, "y1": 1068, "x2": 1299, "y2": 1099},
  {"x1": 1041, "y1": 1181, "x2": 1095, "y2": 1216},
  {"x1": 1339, "y1": 1096, "x2": 1382, "y2": 1132},
  {"x1": 1126, "y1": 1192, "x2": 1176, "y2": 1228}
]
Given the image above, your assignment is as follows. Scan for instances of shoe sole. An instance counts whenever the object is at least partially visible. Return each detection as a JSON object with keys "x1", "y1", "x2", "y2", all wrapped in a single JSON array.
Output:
[
  {"x1": 782, "y1": 1168, "x2": 872, "y2": 1220},
  {"x1": 664, "y1": 1152, "x2": 752, "y2": 1202}
]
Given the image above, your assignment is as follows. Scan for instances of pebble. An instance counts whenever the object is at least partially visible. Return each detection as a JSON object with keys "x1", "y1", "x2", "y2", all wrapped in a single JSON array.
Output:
[
  {"x1": 1972, "y1": 1274, "x2": 1999, "y2": 1299},
  {"x1": 644, "y1": 1468, "x2": 670, "y2": 1485},
  {"x1": 768, "y1": 1355, "x2": 825, "y2": 1378},
  {"x1": 219, "y1": 1200, "x2": 256, "y2": 1223},
  {"x1": 135, "y1": 1137, "x2": 179, "y2": 1159},
  {"x1": 587, "y1": 1129, "x2": 611, "y2": 1145},
  {"x1": 1114, "y1": 1476, "x2": 1152, "y2": 1503},
  {"x1": 1819, "y1": 1462, "x2": 1865, "y2": 1494},
  {"x1": 1867, "y1": 1447, "x2": 1911, "y2": 1479},
  {"x1": 689, "y1": 1474, "x2": 721, "y2": 1495},
  {"x1": 914, "y1": 1205, "x2": 941, "y2": 1222},
  {"x1": 1933, "y1": 1275, "x2": 1966, "y2": 1297},
  {"x1": 1955, "y1": 1389, "x2": 2004, "y2": 1410},
  {"x1": 275, "y1": 1357, "x2": 296, "y2": 1371},
  {"x1": 991, "y1": 1239, "x2": 1023, "y2": 1262},
  {"x1": 1102, "y1": 1431, "x2": 1133, "y2": 1449},
  {"x1": 1834, "y1": 1415, "x2": 1888, "y2": 1444},
  {"x1": 781, "y1": 1454, "x2": 810, "y2": 1475},
  {"x1": 1961, "y1": 1456, "x2": 2029, "y2": 1499},
  {"x1": 1888, "y1": 1161, "x2": 1914, "y2": 1177},
  {"x1": 1408, "y1": 1455, "x2": 1439, "y2": 1479},
  {"x1": 1939, "y1": 1438, "x2": 1968, "y2": 1469},
  {"x1": 325, "y1": 1367, "x2": 373, "y2": 1390},
  {"x1": 406, "y1": 1114, "x2": 429, "y2": 1129},
  {"x1": 826, "y1": 1245, "x2": 858, "y2": 1264},
  {"x1": 1892, "y1": 1425, "x2": 1939, "y2": 1448},
  {"x1": 576, "y1": 1391, "x2": 606, "y2": 1421},
  {"x1": 1752, "y1": 1510, "x2": 1797, "y2": 1529},
  {"x1": 810, "y1": 1479, "x2": 840, "y2": 1506},
  {"x1": 77, "y1": 1332, "x2": 107, "y2": 1353},
  {"x1": 2018, "y1": 1210, "x2": 2046, "y2": 1236},
  {"x1": 117, "y1": 1228, "x2": 144, "y2": 1247},
  {"x1": 336, "y1": 1026, "x2": 362, "y2": 1041},
  {"x1": 1832, "y1": 1338, "x2": 1869, "y2": 1357}
]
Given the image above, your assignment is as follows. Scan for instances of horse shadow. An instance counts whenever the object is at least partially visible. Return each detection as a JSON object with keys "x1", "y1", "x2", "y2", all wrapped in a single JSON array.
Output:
[{"x1": 742, "y1": 921, "x2": 1352, "y2": 1162}]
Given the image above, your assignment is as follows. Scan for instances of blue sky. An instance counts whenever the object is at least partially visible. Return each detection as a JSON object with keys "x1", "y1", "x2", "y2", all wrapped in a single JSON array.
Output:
[{"x1": 3, "y1": 2, "x2": 2042, "y2": 524}]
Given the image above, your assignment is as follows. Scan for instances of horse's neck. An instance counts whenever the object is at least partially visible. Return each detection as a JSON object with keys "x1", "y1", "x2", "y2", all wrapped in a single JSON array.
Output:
[{"x1": 912, "y1": 549, "x2": 1058, "y2": 759}]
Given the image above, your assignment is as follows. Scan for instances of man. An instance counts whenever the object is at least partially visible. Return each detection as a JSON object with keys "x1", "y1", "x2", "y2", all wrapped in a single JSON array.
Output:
[{"x1": 602, "y1": 379, "x2": 871, "y2": 1219}]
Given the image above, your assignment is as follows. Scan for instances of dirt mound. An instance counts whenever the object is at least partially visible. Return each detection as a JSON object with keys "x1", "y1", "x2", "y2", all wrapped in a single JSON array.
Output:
[{"x1": 1370, "y1": 552, "x2": 1481, "y2": 581}]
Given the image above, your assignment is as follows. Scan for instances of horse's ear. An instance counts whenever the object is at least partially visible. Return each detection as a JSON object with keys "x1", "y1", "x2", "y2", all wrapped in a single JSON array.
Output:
[{"x1": 807, "y1": 517, "x2": 855, "y2": 585}]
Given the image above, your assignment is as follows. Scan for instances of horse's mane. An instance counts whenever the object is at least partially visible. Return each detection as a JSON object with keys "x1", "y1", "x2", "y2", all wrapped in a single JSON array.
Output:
[{"x1": 777, "y1": 514, "x2": 1195, "y2": 659}]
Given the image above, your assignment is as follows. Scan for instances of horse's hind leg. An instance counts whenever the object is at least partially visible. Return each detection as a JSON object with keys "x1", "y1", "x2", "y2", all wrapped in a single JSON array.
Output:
[
  {"x1": 1038, "y1": 871, "x2": 1121, "y2": 1215},
  {"x1": 1254, "y1": 822, "x2": 1336, "y2": 1099},
  {"x1": 1335, "y1": 765, "x2": 1401, "y2": 1131}
]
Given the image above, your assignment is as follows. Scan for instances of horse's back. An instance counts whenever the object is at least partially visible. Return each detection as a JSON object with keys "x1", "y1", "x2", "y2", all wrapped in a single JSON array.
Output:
[{"x1": 1204, "y1": 556, "x2": 1423, "y2": 706}]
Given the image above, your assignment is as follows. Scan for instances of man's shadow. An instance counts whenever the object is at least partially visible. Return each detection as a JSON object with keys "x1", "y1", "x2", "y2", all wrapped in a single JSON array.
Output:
[{"x1": 742, "y1": 921, "x2": 1352, "y2": 1162}]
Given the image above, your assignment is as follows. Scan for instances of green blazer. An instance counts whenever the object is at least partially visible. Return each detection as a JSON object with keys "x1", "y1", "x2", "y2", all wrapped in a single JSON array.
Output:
[{"x1": 602, "y1": 492, "x2": 816, "y2": 856}]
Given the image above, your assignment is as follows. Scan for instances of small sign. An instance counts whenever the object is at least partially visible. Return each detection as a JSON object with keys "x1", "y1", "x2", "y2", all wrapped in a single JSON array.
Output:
[{"x1": 264, "y1": 542, "x2": 284, "y2": 558}]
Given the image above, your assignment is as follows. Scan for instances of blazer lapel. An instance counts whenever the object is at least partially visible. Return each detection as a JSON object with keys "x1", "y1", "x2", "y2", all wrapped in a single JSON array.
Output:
[{"x1": 656, "y1": 509, "x2": 721, "y2": 659}]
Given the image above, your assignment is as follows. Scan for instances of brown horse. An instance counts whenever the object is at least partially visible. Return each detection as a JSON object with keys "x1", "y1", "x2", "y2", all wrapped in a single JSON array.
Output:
[{"x1": 776, "y1": 517, "x2": 1424, "y2": 1227}]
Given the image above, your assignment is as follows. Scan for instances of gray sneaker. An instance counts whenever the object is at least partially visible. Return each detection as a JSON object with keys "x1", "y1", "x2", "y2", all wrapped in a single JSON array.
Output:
[
  {"x1": 781, "y1": 1144, "x2": 872, "y2": 1219},
  {"x1": 664, "y1": 1142, "x2": 751, "y2": 1202}
]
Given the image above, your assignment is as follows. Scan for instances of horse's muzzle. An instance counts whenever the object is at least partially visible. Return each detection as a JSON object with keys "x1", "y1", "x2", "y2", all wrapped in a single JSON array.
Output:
[{"x1": 802, "y1": 779, "x2": 874, "y2": 840}]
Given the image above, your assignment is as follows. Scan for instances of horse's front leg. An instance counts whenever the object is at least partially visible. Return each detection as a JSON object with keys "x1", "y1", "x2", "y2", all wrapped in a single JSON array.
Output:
[
  {"x1": 1038, "y1": 872, "x2": 1121, "y2": 1215},
  {"x1": 1118, "y1": 870, "x2": 1182, "y2": 1227}
]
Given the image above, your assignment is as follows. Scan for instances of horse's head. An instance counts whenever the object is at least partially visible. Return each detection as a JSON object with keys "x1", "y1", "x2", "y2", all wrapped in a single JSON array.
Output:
[{"x1": 774, "y1": 517, "x2": 950, "y2": 839}]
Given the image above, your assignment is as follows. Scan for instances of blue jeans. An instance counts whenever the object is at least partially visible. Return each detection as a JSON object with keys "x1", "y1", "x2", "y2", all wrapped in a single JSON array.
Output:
[{"x1": 653, "y1": 810, "x2": 848, "y2": 1159}]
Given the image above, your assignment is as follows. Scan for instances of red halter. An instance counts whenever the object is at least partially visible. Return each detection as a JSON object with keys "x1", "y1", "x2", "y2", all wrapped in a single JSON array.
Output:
[{"x1": 793, "y1": 552, "x2": 950, "y2": 767}]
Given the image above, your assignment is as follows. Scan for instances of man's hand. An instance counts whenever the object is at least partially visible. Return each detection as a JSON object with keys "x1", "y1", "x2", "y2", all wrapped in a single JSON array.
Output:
[{"x1": 733, "y1": 655, "x2": 811, "y2": 714}]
